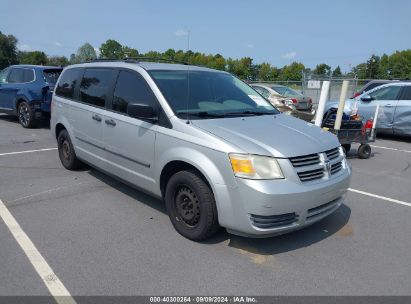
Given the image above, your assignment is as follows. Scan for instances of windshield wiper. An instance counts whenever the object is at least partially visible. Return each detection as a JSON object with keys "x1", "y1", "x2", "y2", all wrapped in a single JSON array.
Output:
[
  {"x1": 178, "y1": 111, "x2": 226, "y2": 118},
  {"x1": 223, "y1": 110, "x2": 276, "y2": 116}
]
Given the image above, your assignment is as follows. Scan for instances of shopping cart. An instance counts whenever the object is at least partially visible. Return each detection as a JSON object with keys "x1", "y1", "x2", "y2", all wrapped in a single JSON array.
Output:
[{"x1": 322, "y1": 110, "x2": 376, "y2": 159}]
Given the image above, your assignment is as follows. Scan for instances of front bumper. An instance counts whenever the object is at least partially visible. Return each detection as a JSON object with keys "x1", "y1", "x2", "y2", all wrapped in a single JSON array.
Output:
[{"x1": 215, "y1": 164, "x2": 351, "y2": 237}]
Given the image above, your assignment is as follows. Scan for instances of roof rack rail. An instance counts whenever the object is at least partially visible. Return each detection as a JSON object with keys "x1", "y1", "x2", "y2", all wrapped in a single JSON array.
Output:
[
  {"x1": 123, "y1": 57, "x2": 189, "y2": 65},
  {"x1": 86, "y1": 58, "x2": 122, "y2": 63},
  {"x1": 83, "y1": 57, "x2": 190, "y2": 65}
]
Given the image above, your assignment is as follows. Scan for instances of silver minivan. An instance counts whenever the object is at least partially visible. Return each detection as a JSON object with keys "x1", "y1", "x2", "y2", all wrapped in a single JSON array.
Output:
[{"x1": 51, "y1": 60, "x2": 351, "y2": 241}]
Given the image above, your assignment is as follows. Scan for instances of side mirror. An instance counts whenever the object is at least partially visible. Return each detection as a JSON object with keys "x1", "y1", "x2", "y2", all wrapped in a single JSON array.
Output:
[
  {"x1": 127, "y1": 103, "x2": 158, "y2": 121},
  {"x1": 360, "y1": 95, "x2": 373, "y2": 102}
]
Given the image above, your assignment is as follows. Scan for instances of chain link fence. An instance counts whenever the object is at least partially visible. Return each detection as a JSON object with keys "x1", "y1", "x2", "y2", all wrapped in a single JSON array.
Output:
[{"x1": 249, "y1": 74, "x2": 376, "y2": 109}]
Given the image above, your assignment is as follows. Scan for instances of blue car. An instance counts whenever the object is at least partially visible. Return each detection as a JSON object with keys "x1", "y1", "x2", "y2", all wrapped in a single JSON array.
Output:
[{"x1": 0, "y1": 65, "x2": 63, "y2": 128}]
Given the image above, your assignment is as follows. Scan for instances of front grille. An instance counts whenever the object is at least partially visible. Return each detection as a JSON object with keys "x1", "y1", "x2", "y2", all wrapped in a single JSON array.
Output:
[
  {"x1": 325, "y1": 147, "x2": 340, "y2": 160},
  {"x1": 289, "y1": 153, "x2": 320, "y2": 167},
  {"x1": 297, "y1": 168, "x2": 324, "y2": 182},
  {"x1": 307, "y1": 199, "x2": 340, "y2": 220},
  {"x1": 250, "y1": 212, "x2": 298, "y2": 229},
  {"x1": 289, "y1": 146, "x2": 343, "y2": 183},
  {"x1": 331, "y1": 161, "x2": 343, "y2": 174}
]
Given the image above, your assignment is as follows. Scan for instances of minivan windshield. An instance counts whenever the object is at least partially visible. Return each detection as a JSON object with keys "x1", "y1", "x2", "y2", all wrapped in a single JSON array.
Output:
[{"x1": 149, "y1": 70, "x2": 278, "y2": 118}]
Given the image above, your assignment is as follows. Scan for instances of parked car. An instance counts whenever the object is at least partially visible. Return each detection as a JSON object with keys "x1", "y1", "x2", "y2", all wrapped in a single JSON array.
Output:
[
  {"x1": 0, "y1": 65, "x2": 63, "y2": 127},
  {"x1": 51, "y1": 60, "x2": 351, "y2": 241},
  {"x1": 352, "y1": 79, "x2": 399, "y2": 98},
  {"x1": 250, "y1": 83, "x2": 315, "y2": 121},
  {"x1": 324, "y1": 82, "x2": 411, "y2": 136}
]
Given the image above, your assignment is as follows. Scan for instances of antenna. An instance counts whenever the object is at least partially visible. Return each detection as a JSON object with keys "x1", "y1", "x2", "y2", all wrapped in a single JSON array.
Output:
[{"x1": 186, "y1": 30, "x2": 191, "y2": 124}]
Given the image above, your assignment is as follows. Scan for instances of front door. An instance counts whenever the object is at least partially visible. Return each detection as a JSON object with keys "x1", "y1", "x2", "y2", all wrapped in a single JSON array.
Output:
[
  {"x1": 103, "y1": 69, "x2": 157, "y2": 193},
  {"x1": 393, "y1": 86, "x2": 411, "y2": 136},
  {"x1": 359, "y1": 85, "x2": 402, "y2": 133}
]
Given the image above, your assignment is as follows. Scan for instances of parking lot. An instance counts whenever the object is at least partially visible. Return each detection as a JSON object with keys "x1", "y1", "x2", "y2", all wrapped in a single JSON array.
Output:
[{"x1": 1, "y1": 114, "x2": 411, "y2": 298}]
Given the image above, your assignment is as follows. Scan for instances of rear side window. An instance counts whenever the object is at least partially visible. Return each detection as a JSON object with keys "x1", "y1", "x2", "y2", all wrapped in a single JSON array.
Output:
[
  {"x1": 400, "y1": 87, "x2": 411, "y2": 100},
  {"x1": 56, "y1": 68, "x2": 82, "y2": 99},
  {"x1": 364, "y1": 82, "x2": 388, "y2": 92},
  {"x1": 8, "y1": 68, "x2": 24, "y2": 83},
  {"x1": 80, "y1": 69, "x2": 114, "y2": 108},
  {"x1": 0, "y1": 68, "x2": 9, "y2": 83},
  {"x1": 23, "y1": 69, "x2": 34, "y2": 82},
  {"x1": 43, "y1": 69, "x2": 62, "y2": 84},
  {"x1": 369, "y1": 86, "x2": 401, "y2": 100},
  {"x1": 112, "y1": 70, "x2": 157, "y2": 114}
]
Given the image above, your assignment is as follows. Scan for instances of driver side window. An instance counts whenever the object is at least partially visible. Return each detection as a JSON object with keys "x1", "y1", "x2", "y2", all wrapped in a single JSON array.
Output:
[{"x1": 369, "y1": 86, "x2": 401, "y2": 100}]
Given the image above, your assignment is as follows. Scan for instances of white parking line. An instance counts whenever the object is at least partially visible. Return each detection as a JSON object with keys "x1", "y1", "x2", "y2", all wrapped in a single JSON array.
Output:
[
  {"x1": 348, "y1": 188, "x2": 411, "y2": 208},
  {"x1": 0, "y1": 148, "x2": 57, "y2": 157},
  {"x1": 370, "y1": 145, "x2": 411, "y2": 154},
  {"x1": 0, "y1": 199, "x2": 76, "y2": 304}
]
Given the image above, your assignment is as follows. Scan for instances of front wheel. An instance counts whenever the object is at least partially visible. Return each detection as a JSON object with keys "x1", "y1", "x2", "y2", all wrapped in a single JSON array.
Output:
[
  {"x1": 18, "y1": 101, "x2": 36, "y2": 128},
  {"x1": 164, "y1": 170, "x2": 220, "y2": 241}
]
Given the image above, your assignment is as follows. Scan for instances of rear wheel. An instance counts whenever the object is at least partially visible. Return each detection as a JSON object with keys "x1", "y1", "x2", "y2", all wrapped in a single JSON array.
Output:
[
  {"x1": 357, "y1": 144, "x2": 371, "y2": 159},
  {"x1": 57, "y1": 129, "x2": 81, "y2": 170},
  {"x1": 164, "y1": 170, "x2": 220, "y2": 241},
  {"x1": 17, "y1": 101, "x2": 36, "y2": 128}
]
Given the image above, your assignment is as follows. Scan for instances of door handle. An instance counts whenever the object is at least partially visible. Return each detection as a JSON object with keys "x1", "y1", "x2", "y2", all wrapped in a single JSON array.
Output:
[
  {"x1": 105, "y1": 119, "x2": 116, "y2": 127},
  {"x1": 92, "y1": 114, "x2": 102, "y2": 122},
  {"x1": 384, "y1": 104, "x2": 393, "y2": 108}
]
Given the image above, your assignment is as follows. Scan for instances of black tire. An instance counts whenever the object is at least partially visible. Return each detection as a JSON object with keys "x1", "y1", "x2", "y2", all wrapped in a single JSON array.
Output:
[
  {"x1": 342, "y1": 144, "x2": 351, "y2": 154},
  {"x1": 164, "y1": 170, "x2": 220, "y2": 241},
  {"x1": 17, "y1": 101, "x2": 37, "y2": 128},
  {"x1": 357, "y1": 144, "x2": 371, "y2": 159},
  {"x1": 57, "y1": 129, "x2": 81, "y2": 170}
]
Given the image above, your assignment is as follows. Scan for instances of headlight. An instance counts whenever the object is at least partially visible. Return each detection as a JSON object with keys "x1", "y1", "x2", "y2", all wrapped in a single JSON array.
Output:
[{"x1": 229, "y1": 153, "x2": 284, "y2": 180}]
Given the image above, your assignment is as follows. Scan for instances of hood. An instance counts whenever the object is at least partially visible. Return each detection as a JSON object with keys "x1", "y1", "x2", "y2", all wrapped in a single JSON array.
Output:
[
  {"x1": 191, "y1": 114, "x2": 340, "y2": 158},
  {"x1": 325, "y1": 99, "x2": 357, "y2": 117}
]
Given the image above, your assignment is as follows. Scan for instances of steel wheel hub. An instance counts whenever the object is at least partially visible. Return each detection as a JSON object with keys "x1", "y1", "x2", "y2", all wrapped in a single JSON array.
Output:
[
  {"x1": 175, "y1": 186, "x2": 200, "y2": 227},
  {"x1": 62, "y1": 140, "x2": 70, "y2": 160}
]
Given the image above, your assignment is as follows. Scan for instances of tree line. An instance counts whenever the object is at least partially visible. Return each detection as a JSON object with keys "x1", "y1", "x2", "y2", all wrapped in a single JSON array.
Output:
[{"x1": 1, "y1": 31, "x2": 410, "y2": 81}]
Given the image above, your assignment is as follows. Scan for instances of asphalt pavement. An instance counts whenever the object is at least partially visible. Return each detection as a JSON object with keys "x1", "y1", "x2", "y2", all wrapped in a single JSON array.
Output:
[{"x1": 1, "y1": 114, "x2": 411, "y2": 297}]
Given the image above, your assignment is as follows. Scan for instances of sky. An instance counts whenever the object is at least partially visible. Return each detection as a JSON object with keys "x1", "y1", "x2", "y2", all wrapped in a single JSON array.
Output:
[{"x1": 1, "y1": 0, "x2": 411, "y2": 71}]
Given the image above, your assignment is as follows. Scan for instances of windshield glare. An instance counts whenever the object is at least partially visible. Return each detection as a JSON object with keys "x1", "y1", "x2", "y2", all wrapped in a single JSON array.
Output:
[{"x1": 149, "y1": 70, "x2": 278, "y2": 118}]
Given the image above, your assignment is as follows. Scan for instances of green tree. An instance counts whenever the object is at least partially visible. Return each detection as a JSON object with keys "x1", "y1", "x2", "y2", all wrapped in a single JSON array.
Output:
[
  {"x1": 332, "y1": 66, "x2": 342, "y2": 77},
  {"x1": 388, "y1": 50, "x2": 411, "y2": 79},
  {"x1": 122, "y1": 46, "x2": 139, "y2": 58},
  {"x1": 18, "y1": 51, "x2": 48, "y2": 65},
  {"x1": 75, "y1": 43, "x2": 97, "y2": 63},
  {"x1": 99, "y1": 39, "x2": 123, "y2": 59},
  {"x1": 352, "y1": 63, "x2": 367, "y2": 79},
  {"x1": 47, "y1": 56, "x2": 69, "y2": 66},
  {"x1": 258, "y1": 62, "x2": 272, "y2": 81},
  {"x1": 69, "y1": 53, "x2": 76, "y2": 64},
  {"x1": 280, "y1": 62, "x2": 305, "y2": 81},
  {"x1": 377, "y1": 54, "x2": 390, "y2": 79},
  {"x1": 0, "y1": 31, "x2": 18, "y2": 69},
  {"x1": 365, "y1": 54, "x2": 380, "y2": 79},
  {"x1": 313, "y1": 63, "x2": 331, "y2": 76}
]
